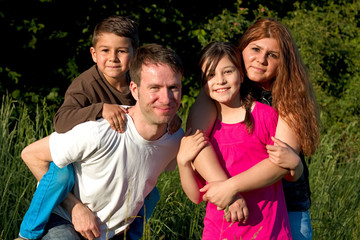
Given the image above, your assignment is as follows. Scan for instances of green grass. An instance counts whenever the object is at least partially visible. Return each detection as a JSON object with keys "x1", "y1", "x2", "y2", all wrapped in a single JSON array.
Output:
[{"x1": 1, "y1": 95, "x2": 359, "y2": 239}]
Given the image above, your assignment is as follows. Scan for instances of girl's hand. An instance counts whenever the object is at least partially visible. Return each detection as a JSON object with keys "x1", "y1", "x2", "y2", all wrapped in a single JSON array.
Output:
[
  {"x1": 225, "y1": 194, "x2": 249, "y2": 223},
  {"x1": 177, "y1": 129, "x2": 208, "y2": 167},
  {"x1": 266, "y1": 137, "x2": 300, "y2": 176},
  {"x1": 102, "y1": 103, "x2": 129, "y2": 133},
  {"x1": 200, "y1": 180, "x2": 237, "y2": 209}
]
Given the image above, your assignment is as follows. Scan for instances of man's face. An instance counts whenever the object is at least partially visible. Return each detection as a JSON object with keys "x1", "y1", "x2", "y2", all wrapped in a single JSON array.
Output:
[{"x1": 131, "y1": 63, "x2": 182, "y2": 127}]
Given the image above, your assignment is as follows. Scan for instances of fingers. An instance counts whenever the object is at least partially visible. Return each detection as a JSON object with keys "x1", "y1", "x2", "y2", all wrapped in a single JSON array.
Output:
[
  {"x1": 271, "y1": 136, "x2": 288, "y2": 147},
  {"x1": 242, "y1": 206, "x2": 249, "y2": 223}
]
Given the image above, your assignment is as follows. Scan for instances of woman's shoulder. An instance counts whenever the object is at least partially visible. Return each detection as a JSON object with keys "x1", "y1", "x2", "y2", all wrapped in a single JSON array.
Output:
[{"x1": 253, "y1": 101, "x2": 277, "y2": 116}]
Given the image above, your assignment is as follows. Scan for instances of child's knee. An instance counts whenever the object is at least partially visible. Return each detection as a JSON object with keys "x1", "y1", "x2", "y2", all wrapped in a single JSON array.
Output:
[{"x1": 52, "y1": 165, "x2": 75, "y2": 190}]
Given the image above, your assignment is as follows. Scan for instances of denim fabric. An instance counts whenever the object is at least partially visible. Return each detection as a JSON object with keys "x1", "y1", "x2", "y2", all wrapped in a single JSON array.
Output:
[
  {"x1": 288, "y1": 210, "x2": 313, "y2": 240},
  {"x1": 20, "y1": 162, "x2": 159, "y2": 240},
  {"x1": 42, "y1": 213, "x2": 81, "y2": 240},
  {"x1": 127, "y1": 187, "x2": 160, "y2": 239},
  {"x1": 42, "y1": 188, "x2": 159, "y2": 240},
  {"x1": 20, "y1": 163, "x2": 75, "y2": 239},
  {"x1": 282, "y1": 154, "x2": 311, "y2": 211}
]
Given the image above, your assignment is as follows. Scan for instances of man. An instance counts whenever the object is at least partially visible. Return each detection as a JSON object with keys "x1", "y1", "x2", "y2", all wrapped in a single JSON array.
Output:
[{"x1": 20, "y1": 43, "x2": 184, "y2": 240}]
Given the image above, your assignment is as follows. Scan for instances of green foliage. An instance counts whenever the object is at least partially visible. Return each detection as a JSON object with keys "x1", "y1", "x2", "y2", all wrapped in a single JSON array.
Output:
[
  {"x1": 0, "y1": 0, "x2": 359, "y2": 239},
  {"x1": 143, "y1": 170, "x2": 205, "y2": 240},
  {"x1": 0, "y1": 95, "x2": 54, "y2": 239},
  {"x1": 309, "y1": 121, "x2": 360, "y2": 239}
]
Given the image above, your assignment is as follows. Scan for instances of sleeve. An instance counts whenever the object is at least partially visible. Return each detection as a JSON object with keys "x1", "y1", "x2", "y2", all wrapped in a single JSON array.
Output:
[
  {"x1": 53, "y1": 77, "x2": 103, "y2": 133},
  {"x1": 255, "y1": 103, "x2": 278, "y2": 145},
  {"x1": 49, "y1": 122, "x2": 100, "y2": 168}
]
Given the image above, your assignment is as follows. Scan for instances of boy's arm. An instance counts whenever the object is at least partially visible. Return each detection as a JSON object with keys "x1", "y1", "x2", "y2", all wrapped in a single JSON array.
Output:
[{"x1": 54, "y1": 89, "x2": 103, "y2": 133}]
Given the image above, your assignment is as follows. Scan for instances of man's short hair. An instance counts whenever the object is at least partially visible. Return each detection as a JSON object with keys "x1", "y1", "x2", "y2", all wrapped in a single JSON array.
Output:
[
  {"x1": 129, "y1": 43, "x2": 184, "y2": 86},
  {"x1": 92, "y1": 15, "x2": 139, "y2": 50}
]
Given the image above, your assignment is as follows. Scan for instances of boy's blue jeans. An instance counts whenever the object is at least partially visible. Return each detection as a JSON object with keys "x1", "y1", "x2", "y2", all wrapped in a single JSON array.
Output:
[{"x1": 20, "y1": 162, "x2": 159, "y2": 239}]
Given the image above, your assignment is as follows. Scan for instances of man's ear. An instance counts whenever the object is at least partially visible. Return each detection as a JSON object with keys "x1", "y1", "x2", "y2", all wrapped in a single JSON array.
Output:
[
  {"x1": 130, "y1": 81, "x2": 139, "y2": 101},
  {"x1": 90, "y1": 47, "x2": 97, "y2": 63}
]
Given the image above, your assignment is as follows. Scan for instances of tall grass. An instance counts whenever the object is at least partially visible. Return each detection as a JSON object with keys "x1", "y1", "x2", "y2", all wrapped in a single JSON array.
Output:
[
  {"x1": 1, "y1": 95, "x2": 359, "y2": 239},
  {"x1": 310, "y1": 121, "x2": 360, "y2": 239},
  {"x1": 0, "y1": 96, "x2": 54, "y2": 239}
]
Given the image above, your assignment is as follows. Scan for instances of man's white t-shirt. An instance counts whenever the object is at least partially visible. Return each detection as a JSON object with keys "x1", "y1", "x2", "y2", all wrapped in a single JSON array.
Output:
[{"x1": 49, "y1": 115, "x2": 183, "y2": 239}]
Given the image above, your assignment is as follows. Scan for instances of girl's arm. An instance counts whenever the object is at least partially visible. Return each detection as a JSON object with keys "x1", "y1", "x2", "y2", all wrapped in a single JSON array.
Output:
[
  {"x1": 187, "y1": 89, "x2": 229, "y2": 182},
  {"x1": 188, "y1": 92, "x2": 302, "y2": 208},
  {"x1": 177, "y1": 129, "x2": 208, "y2": 203},
  {"x1": 200, "y1": 117, "x2": 303, "y2": 209}
]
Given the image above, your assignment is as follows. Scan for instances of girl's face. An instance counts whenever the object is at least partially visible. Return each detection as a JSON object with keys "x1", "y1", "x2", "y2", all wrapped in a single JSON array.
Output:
[
  {"x1": 242, "y1": 38, "x2": 280, "y2": 90},
  {"x1": 203, "y1": 56, "x2": 242, "y2": 107}
]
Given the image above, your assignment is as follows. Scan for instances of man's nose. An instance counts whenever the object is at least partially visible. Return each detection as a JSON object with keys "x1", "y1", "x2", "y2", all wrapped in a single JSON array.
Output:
[{"x1": 159, "y1": 88, "x2": 172, "y2": 104}]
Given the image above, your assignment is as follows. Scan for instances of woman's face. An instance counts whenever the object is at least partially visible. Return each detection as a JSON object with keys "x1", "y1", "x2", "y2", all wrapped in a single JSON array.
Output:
[{"x1": 242, "y1": 38, "x2": 280, "y2": 90}]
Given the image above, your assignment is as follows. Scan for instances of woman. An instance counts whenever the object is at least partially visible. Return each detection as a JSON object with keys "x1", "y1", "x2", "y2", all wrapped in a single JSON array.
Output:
[{"x1": 187, "y1": 18, "x2": 320, "y2": 240}]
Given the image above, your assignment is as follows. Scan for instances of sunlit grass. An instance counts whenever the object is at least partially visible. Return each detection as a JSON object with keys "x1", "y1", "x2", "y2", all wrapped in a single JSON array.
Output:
[{"x1": 1, "y1": 95, "x2": 359, "y2": 239}]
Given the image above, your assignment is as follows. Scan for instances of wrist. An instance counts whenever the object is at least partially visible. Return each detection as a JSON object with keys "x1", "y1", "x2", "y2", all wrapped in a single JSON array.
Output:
[{"x1": 225, "y1": 178, "x2": 238, "y2": 198}]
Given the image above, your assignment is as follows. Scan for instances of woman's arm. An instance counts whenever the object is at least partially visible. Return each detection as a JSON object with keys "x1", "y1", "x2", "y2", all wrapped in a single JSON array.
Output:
[{"x1": 200, "y1": 116, "x2": 303, "y2": 208}]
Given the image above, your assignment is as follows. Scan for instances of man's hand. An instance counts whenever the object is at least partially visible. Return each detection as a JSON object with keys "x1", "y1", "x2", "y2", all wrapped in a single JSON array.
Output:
[
  {"x1": 71, "y1": 202, "x2": 101, "y2": 240},
  {"x1": 102, "y1": 103, "x2": 129, "y2": 133}
]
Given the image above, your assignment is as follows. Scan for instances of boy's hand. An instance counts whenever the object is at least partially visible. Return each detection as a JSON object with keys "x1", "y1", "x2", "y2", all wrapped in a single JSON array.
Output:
[
  {"x1": 177, "y1": 129, "x2": 208, "y2": 167},
  {"x1": 200, "y1": 180, "x2": 237, "y2": 209},
  {"x1": 168, "y1": 114, "x2": 182, "y2": 134},
  {"x1": 102, "y1": 103, "x2": 129, "y2": 133},
  {"x1": 71, "y1": 202, "x2": 100, "y2": 240},
  {"x1": 266, "y1": 137, "x2": 300, "y2": 176},
  {"x1": 224, "y1": 195, "x2": 249, "y2": 223}
]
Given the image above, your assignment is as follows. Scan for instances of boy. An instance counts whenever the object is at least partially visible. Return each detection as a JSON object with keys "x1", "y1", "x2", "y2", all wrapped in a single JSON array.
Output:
[
  {"x1": 18, "y1": 16, "x2": 165, "y2": 239},
  {"x1": 20, "y1": 43, "x2": 184, "y2": 239}
]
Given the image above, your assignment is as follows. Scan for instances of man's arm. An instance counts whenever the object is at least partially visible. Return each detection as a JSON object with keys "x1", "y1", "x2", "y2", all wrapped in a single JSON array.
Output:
[
  {"x1": 21, "y1": 136, "x2": 53, "y2": 181},
  {"x1": 21, "y1": 135, "x2": 101, "y2": 239}
]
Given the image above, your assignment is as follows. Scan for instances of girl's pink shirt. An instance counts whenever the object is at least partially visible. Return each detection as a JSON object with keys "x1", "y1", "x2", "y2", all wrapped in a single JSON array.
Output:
[{"x1": 202, "y1": 102, "x2": 292, "y2": 240}]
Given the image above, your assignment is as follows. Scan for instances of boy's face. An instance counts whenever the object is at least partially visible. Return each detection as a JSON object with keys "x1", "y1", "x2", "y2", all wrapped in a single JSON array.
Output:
[{"x1": 90, "y1": 33, "x2": 133, "y2": 84}]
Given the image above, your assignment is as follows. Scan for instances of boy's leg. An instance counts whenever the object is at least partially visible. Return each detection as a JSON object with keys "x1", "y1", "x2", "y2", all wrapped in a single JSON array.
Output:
[
  {"x1": 19, "y1": 162, "x2": 75, "y2": 239},
  {"x1": 127, "y1": 187, "x2": 160, "y2": 239}
]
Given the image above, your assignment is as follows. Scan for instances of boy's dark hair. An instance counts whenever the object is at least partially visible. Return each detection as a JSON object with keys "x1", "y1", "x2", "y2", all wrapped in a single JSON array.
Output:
[
  {"x1": 129, "y1": 43, "x2": 184, "y2": 86},
  {"x1": 92, "y1": 15, "x2": 139, "y2": 50}
]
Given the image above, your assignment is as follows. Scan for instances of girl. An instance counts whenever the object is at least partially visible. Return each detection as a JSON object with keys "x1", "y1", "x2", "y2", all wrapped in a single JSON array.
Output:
[
  {"x1": 187, "y1": 18, "x2": 320, "y2": 240},
  {"x1": 177, "y1": 41, "x2": 293, "y2": 239}
]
